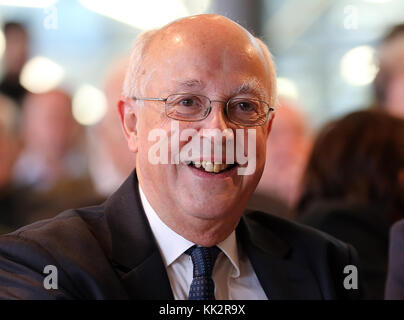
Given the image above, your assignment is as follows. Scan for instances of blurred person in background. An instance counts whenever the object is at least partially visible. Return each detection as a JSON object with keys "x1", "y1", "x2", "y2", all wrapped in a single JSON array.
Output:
[
  {"x1": 87, "y1": 57, "x2": 135, "y2": 197},
  {"x1": 296, "y1": 110, "x2": 404, "y2": 299},
  {"x1": 0, "y1": 22, "x2": 28, "y2": 106},
  {"x1": 385, "y1": 218, "x2": 404, "y2": 299},
  {"x1": 374, "y1": 24, "x2": 404, "y2": 119},
  {"x1": 14, "y1": 90, "x2": 83, "y2": 189},
  {"x1": 0, "y1": 94, "x2": 22, "y2": 234},
  {"x1": 248, "y1": 98, "x2": 312, "y2": 218},
  {"x1": 12, "y1": 89, "x2": 99, "y2": 224}
]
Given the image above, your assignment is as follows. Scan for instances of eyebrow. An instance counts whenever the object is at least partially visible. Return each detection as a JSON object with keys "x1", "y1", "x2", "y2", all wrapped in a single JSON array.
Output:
[
  {"x1": 171, "y1": 78, "x2": 267, "y2": 101},
  {"x1": 230, "y1": 80, "x2": 267, "y2": 101}
]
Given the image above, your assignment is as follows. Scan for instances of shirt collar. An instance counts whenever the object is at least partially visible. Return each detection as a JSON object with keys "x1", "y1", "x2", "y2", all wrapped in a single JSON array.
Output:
[
  {"x1": 138, "y1": 184, "x2": 240, "y2": 278},
  {"x1": 139, "y1": 184, "x2": 194, "y2": 267},
  {"x1": 216, "y1": 231, "x2": 241, "y2": 278}
]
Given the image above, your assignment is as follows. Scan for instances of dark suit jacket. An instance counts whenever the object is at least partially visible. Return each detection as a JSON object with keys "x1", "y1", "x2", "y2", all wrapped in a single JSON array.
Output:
[
  {"x1": 298, "y1": 200, "x2": 391, "y2": 299},
  {"x1": 385, "y1": 219, "x2": 404, "y2": 299},
  {"x1": 0, "y1": 171, "x2": 362, "y2": 299}
]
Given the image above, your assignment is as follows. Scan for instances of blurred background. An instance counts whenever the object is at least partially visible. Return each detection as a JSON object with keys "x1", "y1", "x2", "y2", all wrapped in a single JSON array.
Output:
[
  {"x1": 1, "y1": 0, "x2": 403, "y2": 219},
  {"x1": 2, "y1": 0, "x2": 403, "y2": 126},
  {"x1": 1, "y1": 0, "x2": 404, "y2": 299}
]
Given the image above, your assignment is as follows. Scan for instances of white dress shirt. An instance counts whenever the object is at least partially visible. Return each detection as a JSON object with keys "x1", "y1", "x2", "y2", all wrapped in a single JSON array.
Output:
[{"x1": 139, "y1": 185, "x2": 268, "y2": 300}]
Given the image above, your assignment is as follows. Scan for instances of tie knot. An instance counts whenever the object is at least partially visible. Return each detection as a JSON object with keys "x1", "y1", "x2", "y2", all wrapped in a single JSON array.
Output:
[{"x1": 186, "y1": 246, "x2": 221, "y2": 277}]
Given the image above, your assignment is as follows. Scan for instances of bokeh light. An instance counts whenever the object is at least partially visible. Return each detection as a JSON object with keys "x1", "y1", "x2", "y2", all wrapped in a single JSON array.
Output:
[
  {"x1": 362, "y1": 0, "x2": 392, "y2": 3},
  {"x1": 0, "y1": 29, "x2": 5, "y2": 60},
  {"x1": 340, "y1": 46, "x2": 378, "y2": 86},
  {"x1": 20, "y1": 56, "x2": 65, "y2": 93},
  {"x1": 72, "y1": 84, "x2": 107, "y2": 126},
  {"x1": 277, "y1": 77, "x2": 299, "y2": 100},
  {"x1": 0, "y1": 0, "x2": 58, "y2": 8},
  {"x1": 79, "y1": 0, "x2": 200, "y2": 30}
]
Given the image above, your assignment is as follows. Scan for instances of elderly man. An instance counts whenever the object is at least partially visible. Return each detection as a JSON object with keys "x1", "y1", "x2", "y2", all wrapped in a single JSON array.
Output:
[{"x1": 0, "y1": 15, "x2": 361, "y2": 300}]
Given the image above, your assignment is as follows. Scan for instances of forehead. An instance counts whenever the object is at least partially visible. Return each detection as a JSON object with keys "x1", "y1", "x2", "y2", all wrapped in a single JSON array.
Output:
[{"x1": 143, "y1": 21, "x2": 269, "y2": 96}]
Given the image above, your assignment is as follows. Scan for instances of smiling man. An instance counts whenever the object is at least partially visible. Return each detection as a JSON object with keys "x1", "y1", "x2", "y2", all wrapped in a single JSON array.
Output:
[{"x1": 0, "y1": 15, "x2": 361, "y2": 300}]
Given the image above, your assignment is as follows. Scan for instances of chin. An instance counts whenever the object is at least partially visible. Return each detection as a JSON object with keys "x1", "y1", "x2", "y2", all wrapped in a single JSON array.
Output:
[{"x1": 182, "y1": 197, "x2": 244, "y2": 222}]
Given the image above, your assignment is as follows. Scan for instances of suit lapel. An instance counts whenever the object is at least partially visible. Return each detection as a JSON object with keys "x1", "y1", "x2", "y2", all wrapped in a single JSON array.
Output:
[
  {"x1": 237, "y1": 213, "x2": 323, "y2": 299},
  {"x1": 104, "y1": 171, "x2": 323, "y2": 299},
  {"x1": 104, "y1": 170, "x2": 174, "y2": 300},
  {"x1": 120, "y1": 251, "x2": 174, "y2": 299}
]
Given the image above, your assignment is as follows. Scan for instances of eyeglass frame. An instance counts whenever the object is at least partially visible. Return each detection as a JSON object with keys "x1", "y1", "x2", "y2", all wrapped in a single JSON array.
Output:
[{"x1": 130, "y1": 93, "x2": 275, "y2": 127}]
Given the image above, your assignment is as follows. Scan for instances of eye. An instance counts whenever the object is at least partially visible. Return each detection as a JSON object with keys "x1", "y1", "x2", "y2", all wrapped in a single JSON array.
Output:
[
  {"x1": 179, "y1": 98, "x2": 196, "y2": 107},
  {"x1": 237, "y1": 101, "x2": 256, "y2": 112},
  {"x1": 231, "y1": 100, "x2": 259, "y2": 113}
]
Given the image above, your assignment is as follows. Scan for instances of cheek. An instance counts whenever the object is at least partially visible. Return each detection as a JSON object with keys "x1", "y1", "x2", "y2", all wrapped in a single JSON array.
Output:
[
  {"x1": 243, "y1": 128, "x2": 267, "y2": 162},
  {"x1": 256, "y1": 136, "x2": 267, "y2": 164},
  {"x1": 136, "y1": 115, "x2": 180, "y2": 174}
]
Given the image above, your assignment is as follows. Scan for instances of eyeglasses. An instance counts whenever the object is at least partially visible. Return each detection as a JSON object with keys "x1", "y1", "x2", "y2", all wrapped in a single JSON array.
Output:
[{"x1": 131, "y1": 93, "x2": 274, "y2": 127}]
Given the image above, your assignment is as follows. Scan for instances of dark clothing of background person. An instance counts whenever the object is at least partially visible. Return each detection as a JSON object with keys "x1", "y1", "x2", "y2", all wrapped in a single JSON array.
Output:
[
  {"x1": 385, "y1": 219, "x2": 404, "y2": 299},
  {"x1": 298, "y1": 201, "x2": 391, "y2": 300},
  {"x1": 0, "y1": 171, "x2": 362, "y2": 300},
  {"x1": 247, "y1": 191, "x2": 291, "y2": 218},
  {"x1": 0, "y1": 185, "x2": 27, "y2": 234},
  {"x1": 0, "y1": 75, "x2": 27, "y2": 106},
  {"x1": 13, "y1": 175, "x2": 104, "y2": 225},
  {"x1": 0, "y1": 178, "x2": 104, "y2": 236},
  {"x1": 296, "y1": 110, "x2": 404, "y2": 300}
]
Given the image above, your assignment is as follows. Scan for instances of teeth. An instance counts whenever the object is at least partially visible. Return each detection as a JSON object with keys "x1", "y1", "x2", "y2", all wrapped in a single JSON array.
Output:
[
  {"x1": 192, "y1": 161, "x2": 232, "y2": 173},
  {"x1": 205, "y1": 161, "x2": 214, "y2": 172}
]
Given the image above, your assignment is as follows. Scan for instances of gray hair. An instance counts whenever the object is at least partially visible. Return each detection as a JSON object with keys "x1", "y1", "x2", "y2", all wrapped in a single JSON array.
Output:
[
  {"x1": 255, "y1": 37, "x2": 278, "y2": 109},
  {"x1": 122, "y1": 30, "x2": 278, "y2": 108},
  {"x1": 122, "y1": 30, "x2": 157, "y2": 99}
]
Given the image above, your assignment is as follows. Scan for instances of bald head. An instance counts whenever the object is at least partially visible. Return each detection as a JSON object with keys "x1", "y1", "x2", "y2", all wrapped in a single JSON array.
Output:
[
  {"x1": 150, "y1": 15, "x2": 264, "y2": 62},
  {"x1": 122, "y1": 14, "x2": 277, "y2": 107}
]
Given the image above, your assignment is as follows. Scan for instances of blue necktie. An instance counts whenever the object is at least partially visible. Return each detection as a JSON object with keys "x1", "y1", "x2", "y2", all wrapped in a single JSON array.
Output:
[{"x1": 186, "y1": 246, "x2": 221, "y2": 300}]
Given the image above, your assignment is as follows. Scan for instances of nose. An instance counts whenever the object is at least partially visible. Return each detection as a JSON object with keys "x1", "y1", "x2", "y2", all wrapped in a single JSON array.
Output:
[
  {"x1": 198, "y1": 101, "x2": 234, "y2": 162},
  {"x1": 201, "y1": 100, "x2": 230, "y2": 131}
]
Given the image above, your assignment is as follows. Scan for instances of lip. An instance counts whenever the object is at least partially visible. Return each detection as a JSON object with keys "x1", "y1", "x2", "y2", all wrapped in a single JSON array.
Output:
[
  {"x1": 186, "y1": 163, "x2": 239, "y2": 179},
  {"x1": 182, "y1": 158, "x2": 237, "y2": 165},
  {"x1": 182, "y1": 154, "x2": 237, "y2": 164}
]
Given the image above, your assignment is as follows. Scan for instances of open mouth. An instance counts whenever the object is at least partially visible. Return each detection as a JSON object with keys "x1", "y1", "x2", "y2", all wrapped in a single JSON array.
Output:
[{"x1": 185, "y1": 161, "x2": 238, "y2": 174}]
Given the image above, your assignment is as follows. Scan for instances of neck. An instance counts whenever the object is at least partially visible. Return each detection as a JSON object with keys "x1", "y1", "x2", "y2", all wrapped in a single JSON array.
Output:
[
  {"x1": 167, "y1": 214, "x2": 240, "y2": 247},
  {"x1": 138, "y1": 176, "x2": 242, "y2": 247}
]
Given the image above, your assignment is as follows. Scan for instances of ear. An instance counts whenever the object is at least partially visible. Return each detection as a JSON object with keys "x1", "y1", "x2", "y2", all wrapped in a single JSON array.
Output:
[
  {"x1": 118, "y1": 96, "x2": 139, "y2": 153},
  {"x1": 266, "y1": 111, "x2": 275, "y2": 136}
]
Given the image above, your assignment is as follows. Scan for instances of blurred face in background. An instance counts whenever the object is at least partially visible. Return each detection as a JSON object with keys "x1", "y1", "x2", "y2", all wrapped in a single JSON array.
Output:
[
  {"x1": 21, "y1": 91, "x2": 78, "y2": 161},
  {"x1": 378, "y1": 35, "x2": 404, "y2": 118},
  {"x1": 3, "y1": 24, "x2": 28, "y2": 76},
  {"x1": 256, "y1": 99, "x2": 312, "y2": 209},
  {"x1": 101, "y1": 58, "x2": 135, "y2": 176},
  {"x1": 0, "y1": 97, "x2": 20, "y2": 189},
  {"x1": 0, "y1": 126, "x2": 18, "y2": 189}
]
